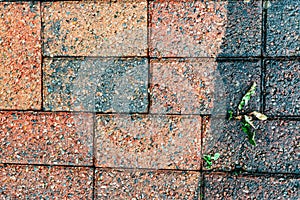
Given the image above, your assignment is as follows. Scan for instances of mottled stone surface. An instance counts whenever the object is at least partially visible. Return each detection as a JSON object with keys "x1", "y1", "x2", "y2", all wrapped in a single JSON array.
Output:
[
  {"x1": 0, "y1": 2, "x2": 41, "y2": 109},
  {"x1": 210, "y1": 60, "x2": 261, "y2": 115},
  {"x1": 204, "y1": 174, "x2": 299, "y2": 200},
  {"x1": 42, "y1": 0, "x2": 147, "y2": 56},
  {"x1": 150, "y1": 59, "x2": 261, "y2": 115},
  {"x1": 218, "y1": 0, "x2": 262, "y2": 57},
  {"x1": 0, "y1": 165, "x2": 93, "y2": 199},
  {"x1": 266, "y1": 0, "x2": 300, "y2": 56},
  {"x1": 150, "y1": 59, "x2": 216, "y2": 114},
  {"x1": 43, "y1": 58, "x2": 148, "y2": 113},
  {"x1": 96, "y1": 114, "x2": 202, "y2": 170},
  {"x1": 150, "y1": 0, "x2": 261, "y2": 57},
  {"x1": 265, "y1": 60, "x2": 300, "y2": 116},
  {"x1": 95, "y1": 169, "x2": 201, "y2": 199},
  {"x1": 203, "y1": 118, "x2": 300, "y2": 173},
  {"x1": 0, "y1": 112, "x2": 93, "y2": 165}
]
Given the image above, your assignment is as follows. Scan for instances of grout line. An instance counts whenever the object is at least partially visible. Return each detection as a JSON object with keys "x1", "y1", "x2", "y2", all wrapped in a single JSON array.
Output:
[
  {"x1": 260, "y1": 0, "x2": 267, "y2": 113},
  {"x1": 40, "y1": 1, "x2": 44, "y2": 111},
  {"x1": 146, "y1": 0, "x2": 151, "y2": 114},
  {"x1": 92, "y1": 113, "x2": 96, "y2": 200},
  {"x1": 200, "y1": 172, "x2": 205, "y2": 200},
  {"x1": 2, "y1": 162, "x2": 299, "y2": 177}
]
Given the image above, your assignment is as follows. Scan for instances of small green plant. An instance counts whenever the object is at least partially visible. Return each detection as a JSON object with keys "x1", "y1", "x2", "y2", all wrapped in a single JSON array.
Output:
[
  {"x1": 203, "y1": 153, "x2": 220, "y2": 168},
  {"x1": 228, "y1": 82, "x2": 268, "y2": 146}
]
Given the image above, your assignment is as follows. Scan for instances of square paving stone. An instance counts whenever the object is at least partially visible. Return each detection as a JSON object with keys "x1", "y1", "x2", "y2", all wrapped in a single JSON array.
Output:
[
  {"x1": 203, "y1": 118, "x2": 300, "y2": 173},
  {"x1": 42, "y1": 0, "x2": 147, "y2": 57},
  {"x1": 95, "y1": 114, "x2": 202, "y2": 170},
  {"x1": 0, "y1": 2, "x2": 41, "y2": 110},
  {"x1": 0, "y1": 165, "x2": 93, "y2": 199},
  {"x1": 150, "y1": 59, "x2": 216, "y2": 114},
  {"x1": 149, "y1": 0, "x2": 261, "y2": 57},
  {"x1": 204, "y1": 173, "x2": 299, "y2": 200},
  {"x1": 266, "y1": 0, "x2": 300, "y2": 56},
  {"x1": 95, "y1": 169, "x2": 201, "y2": 199},
  {"x1": 265, "y1": 59, "x2": 300, "y2": 116},
  {"x1": 150, "y1": 59, "x2": 261, "y2": 115},
  {"x1": 43, "y1": 58, "x2": 148, "y2": 113},
  {"x1": 0, "y1": 112, "x2": 93, "y2": 165}
]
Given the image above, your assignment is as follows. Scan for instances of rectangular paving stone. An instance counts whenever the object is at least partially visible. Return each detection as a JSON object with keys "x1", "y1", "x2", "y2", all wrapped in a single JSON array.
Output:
[
  {"x1": 0, "y1": 112, "x2": 93, "y2": 165},
  {"x1": 150, "y1": 59, "x2": 261, "y2": 114},
  {"x1": 203, "y1": 118, "x2": 300, "y2": 173},
  {"x1": 95, "y1": 169, "x2": 201, "y2": 199},
  {"x1": 149, "y1": 0, "x2": 261, "y2": 57},
  {"x1": 0, "y1": 165, "x2": 93, "y2": 199},
  {"x1": 42, "y1": 0, "x2": 147, "y2": 57},
  {"x1": 43, "y1": 58, "x2": 148, "y2": 113},
  {"x1": 265, "y1": 59, "x2": 300, "y2": 116},
  {"x1": 0, "y1": 2, "x2": 41, "y2": 110},
  {"x1": 204, "y1": 173, "x2": 299, "y2": 199},
  {"x1": 266, "y1": 0, "x2": 300, "y2": 56},
  {"x1": 96, "y1": 114, "x2": 202, "y2": 170}
]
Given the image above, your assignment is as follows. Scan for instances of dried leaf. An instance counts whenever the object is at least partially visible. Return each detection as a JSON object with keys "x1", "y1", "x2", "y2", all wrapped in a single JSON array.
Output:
[
  {"x1": 244, "y1": 115, "x2": 256, "y2": 129},
  {"x1": 264, "y1": 1, "x2": 272, "y2": 9},
  {"x1": 250, "y1": 111, "x2": 268, "y2": 121},
  {"x1": 238, "y1": 82, "x2": 257, "y2": 110}
]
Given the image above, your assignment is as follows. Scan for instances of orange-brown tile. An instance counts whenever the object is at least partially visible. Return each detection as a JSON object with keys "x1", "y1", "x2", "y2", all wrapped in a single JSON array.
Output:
[
  {"x1": 95, "y1": 114, "x2": 202, "y2": 170},
  {"x1": 95, "y1": 169, "x2": 201, "y2": 199},
  {"x1": 0, "y1": 165, "x2": 93, "y2": 199},
  {"x1": 0, "y1": 112, "x2": 93, "y2": 165},
  {"x1": 42, "y1": 0, "x2": 147, "y2": 56},
  {"x1": 0, "y1": 2, "x2": 41, "y2": 110}
]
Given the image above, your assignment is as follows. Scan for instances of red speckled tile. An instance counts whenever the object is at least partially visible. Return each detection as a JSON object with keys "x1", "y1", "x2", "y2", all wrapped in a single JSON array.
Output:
[
  {"x1": 204, "y1": 173, "x2": 299, "y2": 199},
  {"x1": 0, "y1": 165, "x2": 93, "y2": 199},
  {"x1": 150, "y1": 59, "x2": 216, "y2": 114},
  {"x1": 42, "y1": 0, "x2": 147, "y2": 57},
  {"x1": 95, "y1": 169, "x2": 201, "y2": 199},
  {"x1": 149, "y1": 0, "x2": 227, "y2": 57},
  {"x1": 96, "y1": 114, "x2": 202, "y2": 170},
  {"x1": 0, "y1": 112, "x2": 93, "y2": 165},
  {"x1": 0, "y1": 2, "x2": 41, "y2": 110}
]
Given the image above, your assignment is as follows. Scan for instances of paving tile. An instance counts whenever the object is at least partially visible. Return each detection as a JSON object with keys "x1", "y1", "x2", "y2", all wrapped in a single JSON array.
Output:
[
  {"x1": 149, "y1": 0, "x2": 261, "y2": 57},
  {"x1": 150, "y1": 59, "x2": 261, "y2": 114},
  {"x1": 265, "y1": 60, "x2": 300, "y2": 116},
  {"x1": 0, "y1": 2, "x2": 41, "y2": 110},
  {"x1": 95, "y1": 114, "x2": 202, "y2": 170},
  {"x1": 95, "y1": 169, "x2": 201, "y2": 199},
  {"x1": 43, "y1": 58, "x2": 148, "y2": 113},
  {"x1": 0, "y1": 112, "x2": 93, "y2": 165},
  {"x1": 150, "y1": 59, "x2": 216, "y2": 114},
  {"x1": 0, "y1": 165, "x2": 93, "y2": 199},
  {"x1": 204, "y1": 173, "x2": 299, "y2": 200},
  {"x1": 203, "y1": 118, "x2": 300, "y2": 173},
  {"x1": 266, "y1": 0, "x2": 300, "y2": 56},
  {"x1": 42, "y1": 0, "x2": 147, "y2": 56}
]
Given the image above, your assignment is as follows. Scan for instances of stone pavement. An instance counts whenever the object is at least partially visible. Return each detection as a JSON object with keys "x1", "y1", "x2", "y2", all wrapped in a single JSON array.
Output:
[{"x1": 0, "y1": 0, "x2": 299, "y2": 199}]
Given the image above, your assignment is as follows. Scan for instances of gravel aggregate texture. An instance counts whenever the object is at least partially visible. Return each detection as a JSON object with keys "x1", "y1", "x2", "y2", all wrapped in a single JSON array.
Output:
[
  {"x1": 266, "y1": 0, "x2": 300, "y2": 56},
  {"x1": 0, "y1": 2, "x2": 41, "y2": 110},
  {"x1": 42, "y1": 0, "x2": 147, "y2": 57},
  {"x1": 43, "y1": 58, "x2": 148, "y2": 113},
  {"x1": 0, "y1": 165, "x2": 93, "y2": 199},
  {"x1": 203, "y1": 118, "x2": 300, "y2": 173},
  {"x1": 204, "y1": 173, "x2": 299, "y2": 200},
  {"x1": 265, "y1": 59, "x2": 300, "y2": 116},
  {"x1": 95, "y1": 169, "x2": 201, "y2": 199},
  {"x1": 150, "y1": 0, "x2": 261, "y2": 57},
  {"x1": 96, "y1": 114, "x2": 202, "y2": 170},
  {"x1": 0, "y1": 112, "x2": 93, "y2": 165},
  {"x1": 150, "y1": 59, "x2": 216, "y2": 114}
]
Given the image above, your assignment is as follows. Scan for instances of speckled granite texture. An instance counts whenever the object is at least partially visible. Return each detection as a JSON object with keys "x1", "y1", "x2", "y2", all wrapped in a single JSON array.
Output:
[{"x1": 0, "y1": 0, "x2": 299, "y2": 198}]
